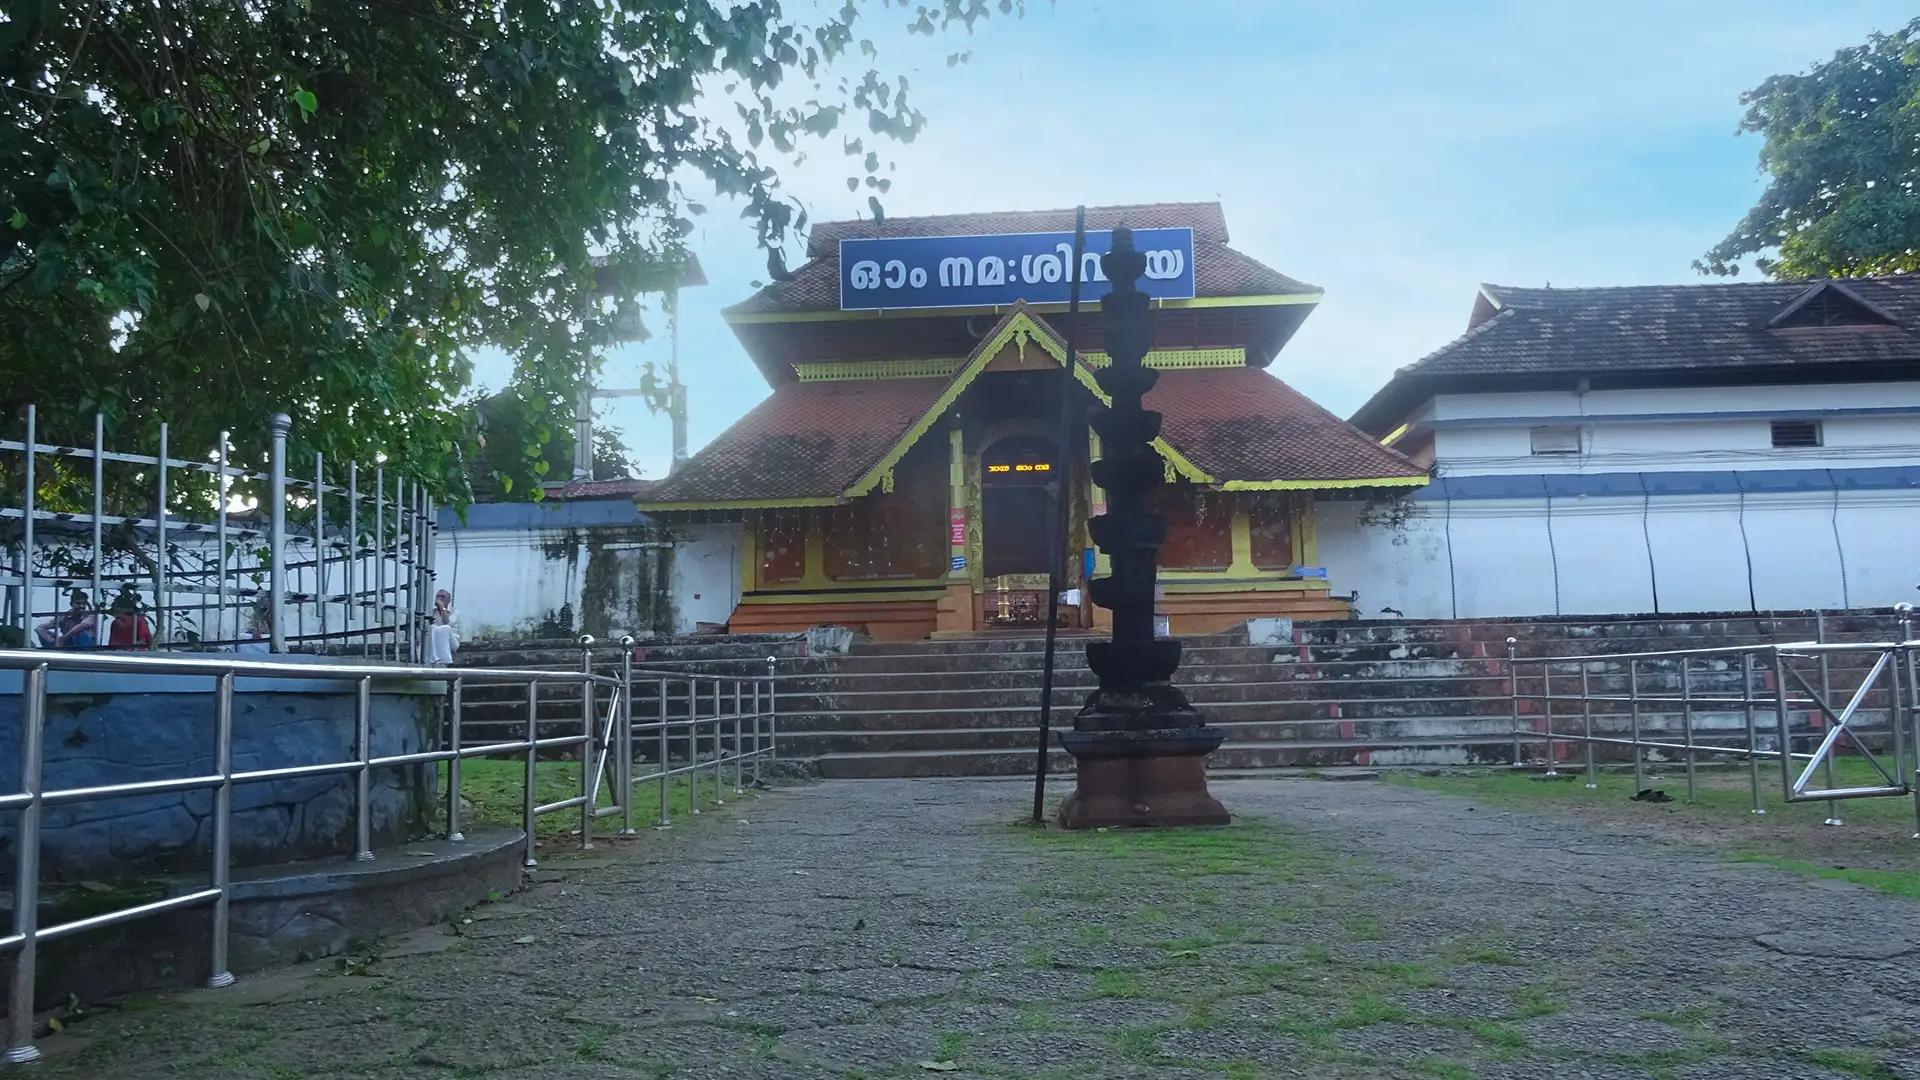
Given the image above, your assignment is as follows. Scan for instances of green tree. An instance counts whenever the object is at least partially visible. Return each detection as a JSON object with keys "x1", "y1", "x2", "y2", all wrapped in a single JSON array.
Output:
[
  {"x1": 1701, "y1": 17, "x2": 1920, "y2": 278},
  {"x1": 3, "y1": 0, "x2": 1014, "y2": 504}
]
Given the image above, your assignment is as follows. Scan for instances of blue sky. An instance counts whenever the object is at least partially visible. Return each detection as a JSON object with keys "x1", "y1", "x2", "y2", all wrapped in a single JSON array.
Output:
[{"x1": 476, "y1": 1, "x2": 1915, "y2": 479}]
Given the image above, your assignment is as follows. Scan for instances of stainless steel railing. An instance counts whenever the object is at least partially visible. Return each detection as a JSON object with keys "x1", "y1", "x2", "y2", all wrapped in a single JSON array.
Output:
[
  {"x1": 1503, "y1": 604, "x2": 1919, "y2": 833},
  {"x1": 5, "y1": 406, "x2": 432, "y2": 659},
  {"x1": 0, "y1": 635, "x2": 777, "y2": 1065}
]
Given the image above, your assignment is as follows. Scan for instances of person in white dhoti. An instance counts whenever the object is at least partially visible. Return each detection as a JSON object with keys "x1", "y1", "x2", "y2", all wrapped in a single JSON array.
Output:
[{"x1": 428, "y1": 589, "x2": 458, "y2": 666}]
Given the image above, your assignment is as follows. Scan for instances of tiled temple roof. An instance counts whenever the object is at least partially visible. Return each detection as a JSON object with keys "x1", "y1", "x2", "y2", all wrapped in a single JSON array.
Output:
[
  {"x1": 1352, "y1": 277, "x2": 1920, "y2": 433},
  {"x1": 642, "y1": 308, "x2": 1422, "y2": 509}
]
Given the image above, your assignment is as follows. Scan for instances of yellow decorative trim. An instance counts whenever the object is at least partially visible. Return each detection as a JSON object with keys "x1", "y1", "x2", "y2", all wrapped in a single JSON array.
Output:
[
  {"x1": 739, "y1": 587, "x2": 948, "y2": 604},
  {"x1": 1380, "y1": 422, "x2": 1411, "y2": 447},
  {"x1": 1084, "y1": 347, "x2": 1246, "y2": 369},
  {"x1": 842, "y1": 310, "x2": 1056, "y2": 499},
  {"x1": 1217, "y1": 476, "x2": 1428, "y2": 491},
  {"x1": 794, "y1": 358, "x2": 964, "y2": 381},
  {"x1": 723, "y1": 292, "x2": 1322, "y2": 325},
  {"x1": 796, "y1": 348, "x2": 1244, "y2": 381}
]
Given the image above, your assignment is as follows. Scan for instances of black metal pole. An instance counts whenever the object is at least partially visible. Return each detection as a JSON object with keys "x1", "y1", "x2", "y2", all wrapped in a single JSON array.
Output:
[{"x1": 1033, "y1": 207, "x2": 1088, "y2": 824}]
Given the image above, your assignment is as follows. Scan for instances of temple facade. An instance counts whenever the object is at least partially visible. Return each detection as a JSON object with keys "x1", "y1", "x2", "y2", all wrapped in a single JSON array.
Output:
[{"x1": 636, "y1": 203, "x2": 1426, "y2": 639}]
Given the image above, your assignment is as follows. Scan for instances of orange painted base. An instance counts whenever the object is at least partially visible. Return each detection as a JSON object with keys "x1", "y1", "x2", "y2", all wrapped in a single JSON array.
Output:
[
  {"x1": 729, "y1": 598, "x2": 939, "y2": 641},
  {"x1": 1158, "y1": 587, "x2": 1350, "y2": 636}
]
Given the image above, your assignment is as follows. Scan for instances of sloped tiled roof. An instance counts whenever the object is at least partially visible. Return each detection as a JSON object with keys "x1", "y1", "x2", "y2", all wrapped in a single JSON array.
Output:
[
  {"x1": 1350, "y1": 276, "x2": 1920, "y2": 432},
  {"x1": 1149, "y1": 368, "x2": 1426, "y2": 484},
  {"x1": 637, "y1": 377, "x2": 951, "y2": 504},
  {"x1": 644, "y1": 306, "x2": 1420, "y2": 507},
  {"x1": 805, "y1": 202, "x2": 1230, "y2": 255},
  {"x1": 729, "y1": 202, "x2": 1317, "y2": 315},
  {"x1": 558, "y1": 477, "x2": 657, "y2": 500}
]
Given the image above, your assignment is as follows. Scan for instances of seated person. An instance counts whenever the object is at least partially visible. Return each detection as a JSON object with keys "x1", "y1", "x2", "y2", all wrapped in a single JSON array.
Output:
[
  {"x1": 104, "y1": 592, "x2": 154, "y2": 649},
  {"x1": 236, "y1": 602, "x2": 272, "y2": 655},
  {"x1": 35, "y1": 590, "x2": 98, "y2": 649}
]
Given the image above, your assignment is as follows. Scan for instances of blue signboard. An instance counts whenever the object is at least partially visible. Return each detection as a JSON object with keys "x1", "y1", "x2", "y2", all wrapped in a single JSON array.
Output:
[
  {"x1": 950, "y1": 555, "x2": 968, "y2": 572},
  {"x1": 839, "y1": 228, "x2": 1195, "y2": 311}
]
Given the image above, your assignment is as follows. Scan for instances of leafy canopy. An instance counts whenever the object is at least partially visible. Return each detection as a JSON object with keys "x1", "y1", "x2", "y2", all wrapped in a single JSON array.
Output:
[
  {"x1": 1701, "y1": 17, "x2": 1920, "y2": 278},
  {"x1": 2, "y1": 0, "x2": 1015, "y2": 503}
]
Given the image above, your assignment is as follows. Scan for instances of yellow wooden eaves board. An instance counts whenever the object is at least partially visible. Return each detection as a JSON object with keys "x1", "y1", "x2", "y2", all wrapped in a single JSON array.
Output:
[{"x1": 725, "y1": 292, "x2": 1321, "y2": 325}]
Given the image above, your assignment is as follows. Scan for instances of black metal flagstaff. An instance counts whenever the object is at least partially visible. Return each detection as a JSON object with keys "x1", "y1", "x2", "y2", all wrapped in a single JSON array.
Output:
[{"x1": 1032, "y1": 207, "x2": 1089, "y2": 824}]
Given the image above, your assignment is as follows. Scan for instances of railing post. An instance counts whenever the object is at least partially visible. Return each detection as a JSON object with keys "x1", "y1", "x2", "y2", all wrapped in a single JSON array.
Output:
[
  {"x1": 5, "y1": 664, "x2": 47, "y2": 1064},
  {"x1": 354, "y1": 676, "x2": 374, "y2": 861},
  {"x1": 209, "y1": 672, "x2": 237, "y2": 987},
  {"x1": 619, "y1": 637, "x2": 637, "y2": 836},
  {"x1": 314, "y1": 452, "x2": 327, "y2": 643},
  {"x1": 1580, "y1": 661, "x2": 1596, "y2": 789},
  {"x1": 711, "y1": 680, "x2": 725, "y2": 807},
  {"x1": 267, "y1": 413, "x2": 291, "y2": 654},
  {"x1": 732, "y1": 680, "x2": 745, "y2": 795},
  {"x1": 373, "y1": 466, "x2": 386, "y2": 659},
  {"x1": 656, "y1": 679, "x2": 671, "y2": 828},
  {"x1": 523, "y1": 682, "x2": 540, "y2": 868},
  {"x1": 1899, "y1": 603, "x2": 1919, "y2": 840},
  {"x1": 766, "y1": 656, "x2": 779, "y2": 765},
  {"x1": 216, "y1": 430, "x2": 230, "y2": 647},
  {"x1": 1541, "y1": 663, "x2": 1557, "y2": 777},
  {"x1": 1628, "y1": 658, "x2": 1644, "y2": 792},
  {"x1": 687, "y1": 679, "x2": 700, "y2": 817},
  {"x1": 579, "y1": 635, "x2": 595, "y2": 851},
  {"x1": 1742, "y1": 652, "x2": 1764, "y2": 816},
  {"x1": 1680, "y1": 655, "x2": 1696, "y2": 802},
  {"x1": 1891, "y1": 605, "x2": 1911, "y2": 803},
  {"x1": 447, "y1": 677, "x2": 465, "y2": 842},
  {"x1": 1773, "y1": 647, "x2": 1795, "y2": 800},
  {"x1": 750, "y1": 677, "x2": 763, "y2": 788},
  {"x1": 1506, "y1": 638, "x2": 1521, "y2": 767},
  {"x1": 155, "y1": 421, "x2": 169, "y2": 649},
  {"x1": 1817, "y1": 611, "x2": 1842, "y2": 826},
  {"x1": 91, "y1": 413, "x2": 104, "y2": 637},
  {"x1": 18, "y1": 405, "x2": 34, "y2": 649}
]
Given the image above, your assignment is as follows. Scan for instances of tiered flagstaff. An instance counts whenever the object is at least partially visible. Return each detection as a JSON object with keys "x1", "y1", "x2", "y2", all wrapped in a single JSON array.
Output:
[
  {"x1": 1058, "y1": 228, "x2": 1229, "y2": 829},
  {"x1": 636, "y1": 203, "x2": 1426, "y2": 640}
]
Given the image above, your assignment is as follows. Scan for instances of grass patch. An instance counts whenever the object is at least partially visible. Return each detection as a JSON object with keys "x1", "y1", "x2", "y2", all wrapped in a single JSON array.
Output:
[
  {"x1": 1388, "y1": 759, "x2": 1920, "y2": 897},
  {"x1": 933, "y1": 1031, "x2": 968, "y2": 1062},
  {"x1": 1091, "y1": 968, "x2": 1144, "y2": 999},
  {"x1": 450, "y1": 758, "x2": 709, "y2": 842},
  {"x1": 1802, "y1": 1047, "x2": 1895, "y2": 1079}
]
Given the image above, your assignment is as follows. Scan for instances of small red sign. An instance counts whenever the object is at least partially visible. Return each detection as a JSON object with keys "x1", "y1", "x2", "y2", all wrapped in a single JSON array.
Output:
[{"x1": 949, "y1": 508, "x2": 966, "y2": 545}]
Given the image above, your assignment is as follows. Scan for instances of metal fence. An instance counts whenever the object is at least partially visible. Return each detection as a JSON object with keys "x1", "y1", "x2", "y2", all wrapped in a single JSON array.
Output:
[
  {"x1": 0, "y1": 635, "x2": 776, "y2": 1065},
  {"x1": 4, "y1": 406, "x2": 433, "y2": 659},
  {"x1": 1505, "y1": 603, "x2": 1918, "y2": 833}
]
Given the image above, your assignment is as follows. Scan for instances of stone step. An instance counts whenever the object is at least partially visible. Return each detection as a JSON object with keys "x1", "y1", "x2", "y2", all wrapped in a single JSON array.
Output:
[
  {"x1": 782, "y1": 715, "x2": 1525, "y2": 756},
  {"x1": 811, "y1": 735, "x2": 1522, "y2": 779}
]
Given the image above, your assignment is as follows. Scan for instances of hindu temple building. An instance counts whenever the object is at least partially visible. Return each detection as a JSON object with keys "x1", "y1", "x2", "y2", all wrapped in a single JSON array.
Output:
[{"x1": 634, "y1": 203, "x2": 1426, "y2": 639}]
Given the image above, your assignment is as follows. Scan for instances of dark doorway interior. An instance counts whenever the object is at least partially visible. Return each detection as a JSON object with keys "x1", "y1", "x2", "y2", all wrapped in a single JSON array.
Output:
[{"x1": 981, "y1": 433, "x2": 1058, "y2": 578}]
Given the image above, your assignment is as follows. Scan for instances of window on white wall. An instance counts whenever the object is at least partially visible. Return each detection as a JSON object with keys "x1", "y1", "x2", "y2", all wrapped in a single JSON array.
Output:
[
  {"x1": 1528, "y1": 425, "x2": 1581, "y2": 455},
  {"x1": 1770, "y1": 420, "x2": 1822, "y2": 448}
]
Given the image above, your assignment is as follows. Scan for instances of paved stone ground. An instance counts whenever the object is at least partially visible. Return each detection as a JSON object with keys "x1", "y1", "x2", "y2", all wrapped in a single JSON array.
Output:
[{"x1": 33, "y1": 776, "x2": 1920, "y2": 1078}]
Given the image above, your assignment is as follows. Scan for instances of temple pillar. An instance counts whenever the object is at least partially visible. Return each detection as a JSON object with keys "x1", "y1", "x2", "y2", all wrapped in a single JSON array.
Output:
[{"x1": 934, "y1": 420, "x2": 975, "y2": 634}]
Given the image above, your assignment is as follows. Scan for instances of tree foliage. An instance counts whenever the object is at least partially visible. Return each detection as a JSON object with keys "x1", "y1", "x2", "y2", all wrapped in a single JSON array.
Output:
[
  {"x1": 1701, "y1": 17, "x2": 1920, "y2": 278},
  {"x1": 3, "y1": 0, "x2": 1015, "y2": 504}
]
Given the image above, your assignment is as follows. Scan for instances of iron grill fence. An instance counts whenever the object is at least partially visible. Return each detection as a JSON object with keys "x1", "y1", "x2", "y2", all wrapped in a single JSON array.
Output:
[
  {"x1": 4, "y1": 407, "x2": 432, "y2": 660},
  {"x1": 1505, "y1": 604, "x2": 1919, "y2": 832},
  {"x1": 0, "y1": 636, "x2": 777, "y2": 1065}
]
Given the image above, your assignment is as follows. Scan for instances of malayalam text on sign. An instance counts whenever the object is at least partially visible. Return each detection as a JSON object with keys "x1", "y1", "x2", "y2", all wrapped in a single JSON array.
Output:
[{"x1": 839, "y1": 228, "x2": 1195, "y2": 311}]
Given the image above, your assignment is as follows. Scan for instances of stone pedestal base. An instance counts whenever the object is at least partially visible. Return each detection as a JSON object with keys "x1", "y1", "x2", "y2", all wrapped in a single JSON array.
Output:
[{"x1": 1056, "y1": 728, "x2": 1230, "y2": 829}]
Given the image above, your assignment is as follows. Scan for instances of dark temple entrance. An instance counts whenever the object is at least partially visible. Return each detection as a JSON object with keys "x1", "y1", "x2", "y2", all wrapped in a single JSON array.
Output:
[{"x1": 980, "y1": 433, "x2": 1073, "y2": 627}]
